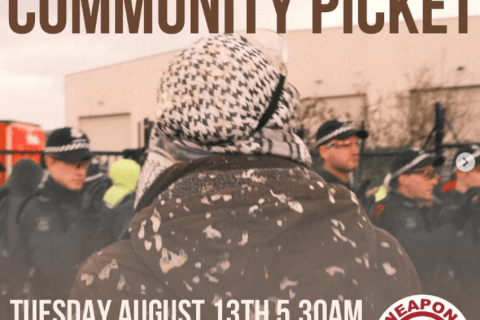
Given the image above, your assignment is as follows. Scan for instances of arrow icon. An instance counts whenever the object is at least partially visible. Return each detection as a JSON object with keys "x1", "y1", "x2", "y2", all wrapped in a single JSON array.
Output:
[{"x1": 457, "y1": 152, "x2": 475, "y2": 172}]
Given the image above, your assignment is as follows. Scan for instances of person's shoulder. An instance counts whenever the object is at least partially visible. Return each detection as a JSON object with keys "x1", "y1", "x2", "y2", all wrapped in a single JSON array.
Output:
[
  {"x1": 0, "y1": 188, "x2": 9, "y2": 210},
  {"x1": 23, "y1": 190, "x2": 53, "y2": 208},
  {"x1": 375, "y1": 192, "x2": 402, "y2": 211},
  {"x1": 17, "y1": 194, "x2": 65, "y2": 236},
  {"x1": 118, "y1": 192, "x2": 136, "y2": 207},
  {"x1": 384, "y1": 192, "x2": 418, "y2": 210},
  {"x1": 318, "y1": 170, "x2": 343, "y2": 185},
  {"x1": 371, "y1": 192, "x2": 411, "y2": 223},
  {"x1": 0, "y1": 186, "x2": 9, "y2": 201},
  {"x1": 71, "y1": 240, "x2": 148, "y2": 294},
  {"x1": 19, "y1": 189, "x2": 58, "y2": 224},
  {"x1": 465, "y1": 187, "x2": 480, "y2": 205},
  {"x1": 461, "y1": 187, "x2": 480, "y2": 222}
]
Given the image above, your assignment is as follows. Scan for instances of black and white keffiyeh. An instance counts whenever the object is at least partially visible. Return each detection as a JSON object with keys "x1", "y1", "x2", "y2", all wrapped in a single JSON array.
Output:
[{"x1": 135, "y1": 33, "x2": 311, "y2": 206}]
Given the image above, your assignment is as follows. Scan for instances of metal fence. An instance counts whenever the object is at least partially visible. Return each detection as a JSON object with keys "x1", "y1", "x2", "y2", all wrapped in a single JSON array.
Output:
[
  {"x1": 2, "y1": 103, "x2": 478, "y2": 189},
  {"x1": 0, "y1": 149, "x2": 145, "y2": 178},
  {"x1": 1, "y1": 144, "x2": 477, "y2": 189}
]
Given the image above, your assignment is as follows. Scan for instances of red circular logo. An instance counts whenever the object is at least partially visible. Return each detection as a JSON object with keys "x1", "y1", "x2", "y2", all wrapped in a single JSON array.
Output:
[{"x1": 379, "y1": 295, "x2": 465, "y2": 320}]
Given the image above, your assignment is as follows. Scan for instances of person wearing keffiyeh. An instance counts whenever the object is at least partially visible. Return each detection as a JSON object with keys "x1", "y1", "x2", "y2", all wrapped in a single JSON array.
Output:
[{"x1": 70, "y1": 32, "x2": 421, "y2": 319}]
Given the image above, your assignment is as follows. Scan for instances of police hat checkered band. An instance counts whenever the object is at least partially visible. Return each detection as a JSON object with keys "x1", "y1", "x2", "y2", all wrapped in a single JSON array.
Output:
[
  {"x1": 44, "y1": 142, "x2": 90, "y2": 153},
  {"x1": 391, "y1": 153, "x2": 431, "y2": 178},
  {"x1": 315, "y1": 123, "x2": 355, "y2": 148}
]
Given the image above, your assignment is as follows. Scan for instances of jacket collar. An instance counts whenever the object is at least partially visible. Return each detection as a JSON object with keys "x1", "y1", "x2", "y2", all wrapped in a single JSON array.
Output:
[{"x1": 319, "y1": 170, "x2": 351, "y2": 190}]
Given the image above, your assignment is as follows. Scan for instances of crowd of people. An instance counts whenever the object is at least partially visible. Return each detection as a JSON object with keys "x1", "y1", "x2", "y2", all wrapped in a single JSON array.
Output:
[
  {"x1": 314, "y1": 121, "x2": 480, "y2": 319},
  {"x1": 0, "y1": 32, "x2": 479, "y2": 319}
]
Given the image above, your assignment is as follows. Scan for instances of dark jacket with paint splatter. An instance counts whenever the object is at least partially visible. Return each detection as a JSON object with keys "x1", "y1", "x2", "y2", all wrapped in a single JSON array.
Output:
[{"x1": 71, "y1": 154, "x2": 421, "y2": 319}]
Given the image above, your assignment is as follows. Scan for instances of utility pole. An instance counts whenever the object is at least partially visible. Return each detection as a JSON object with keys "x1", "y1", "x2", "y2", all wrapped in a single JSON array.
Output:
[{"x1": 434, "y1": 102, "x2": 445, "y2": 157}]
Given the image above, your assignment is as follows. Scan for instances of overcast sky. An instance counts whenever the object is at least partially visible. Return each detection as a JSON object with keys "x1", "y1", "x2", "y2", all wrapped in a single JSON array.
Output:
[{"x1": 1, "y1": 0, "x2": 479, "y2": 130}]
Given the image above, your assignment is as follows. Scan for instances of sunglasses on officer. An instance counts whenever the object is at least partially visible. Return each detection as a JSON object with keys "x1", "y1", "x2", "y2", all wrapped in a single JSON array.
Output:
[{"x1": 406, "y1": 166, "x2": 438, "y2": 179}]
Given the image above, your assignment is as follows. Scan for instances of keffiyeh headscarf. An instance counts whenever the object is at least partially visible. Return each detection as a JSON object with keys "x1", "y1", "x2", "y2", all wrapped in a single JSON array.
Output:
[{"x1": 135, "y1": 32, "x2": 311, "y2": 206}]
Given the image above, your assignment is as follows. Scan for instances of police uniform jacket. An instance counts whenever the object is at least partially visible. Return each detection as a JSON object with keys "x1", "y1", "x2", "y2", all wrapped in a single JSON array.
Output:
[
  {"x1": 435, "y1": 187, "x2": 480, "y2": 319},
  {"x1": 372, "y1": 191, "x2": 434, "y2": 239},
  {"x1": 371, "y1": 191, "x2": 456, "y2": 298},
  {"x1": 319, "y1": 170, "x2": 350, "y2": 189},
  {"x1": 19, "y1": 175, "x2": 96, "y2": 300}
]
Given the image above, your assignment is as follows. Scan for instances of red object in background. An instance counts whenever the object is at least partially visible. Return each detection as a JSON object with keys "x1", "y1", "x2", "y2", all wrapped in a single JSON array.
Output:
[
  {"x1": 0, "y1": 121, "x2": 45, "y2": 186},
  {"x1": 442, "y1": 180, "x2": 456, "y2": 193}
]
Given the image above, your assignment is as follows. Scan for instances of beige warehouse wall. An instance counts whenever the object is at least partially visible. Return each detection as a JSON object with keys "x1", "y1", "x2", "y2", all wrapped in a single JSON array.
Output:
[
  {"x1": 283, "y1": 17, "x2": 480, "y2": 147},
  {"x1": 283, "y1": 18, "x2": 479, "y2": 99},
  {"x1": 79, "y1": 113, "x2": 131, "y2": 151},
  {"x1": 65, "y1": 17, "x2": 480, "y2": 151},
  {"x1": 65, "y1": 51, "x2": 178, "y2": 150}
]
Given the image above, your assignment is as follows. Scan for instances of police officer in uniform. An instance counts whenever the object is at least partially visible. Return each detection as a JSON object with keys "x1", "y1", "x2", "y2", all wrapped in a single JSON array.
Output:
[
  {"x1": 434, "y1": 145, "x2": 480, "y2": 319},
  {"x1": 17, "y1": 127, "x2": 95, "y2": 301},
  {"x1": 314, "y1": 119, "x2": 369, "y2": 189},
  {"x1": 0, "y1": 159, "x2": 44, "y2": 318},
  {"x1": 372, "y1": 150, "x2": 445, "y2": 294},
  {"x1": 436, "y1": 145, "x2": 480, "y2": 226}
]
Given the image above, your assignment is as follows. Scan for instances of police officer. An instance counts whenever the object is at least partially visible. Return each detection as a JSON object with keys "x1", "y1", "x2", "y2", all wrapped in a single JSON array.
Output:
[
  {"x1": 372, "y1": 150, "x2": 447, "y2": 294},
  {"x1": 18, "y1": 127, "x2": 94, "y2": 301},
  {"x1": 453, "y1": 145, "x2": 480, "y2": 192},
  {"x1": 434, "y1": 145, "x2": 480, "y2": 318},
  {"x1": 432, "y1": 145, "x2": 480, "y2": 225},
  {"x1": 314, "y1": 119, "x2": 369, "y2": 190},
  {"x1": 372, "y1": 150, "x2": 445, "y2": 238},
  {"x1": 0, "y1": 159, "x2": 44, "y2": 319}
]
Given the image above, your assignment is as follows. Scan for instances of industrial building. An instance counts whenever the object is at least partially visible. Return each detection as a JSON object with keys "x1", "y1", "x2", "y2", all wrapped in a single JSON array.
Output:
[{"x1": 66, "y1": 16, "x2": 480, "y2": 152}]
